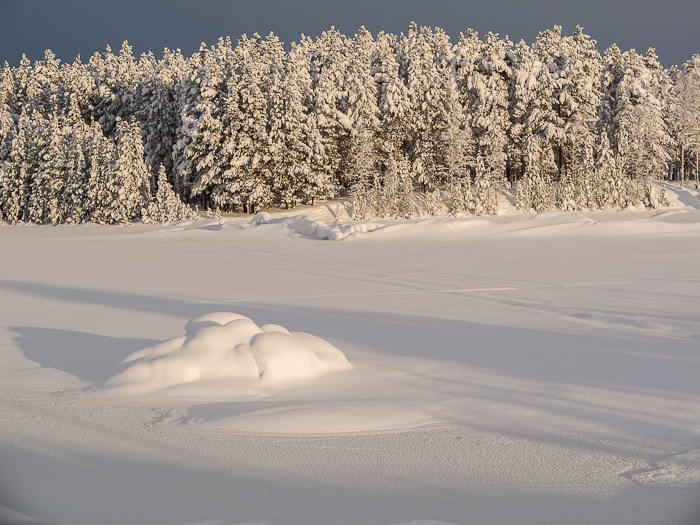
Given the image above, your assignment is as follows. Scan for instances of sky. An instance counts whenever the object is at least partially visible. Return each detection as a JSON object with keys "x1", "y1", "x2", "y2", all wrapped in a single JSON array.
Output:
[{"x1": 1, "y1": 0, "x2": 699, "y2": 67}]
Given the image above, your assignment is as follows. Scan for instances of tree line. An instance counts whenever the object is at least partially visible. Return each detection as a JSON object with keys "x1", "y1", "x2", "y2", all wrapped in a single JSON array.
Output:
[{"x1": 1, "y1": 23, "x2": 699, "y2": 224}]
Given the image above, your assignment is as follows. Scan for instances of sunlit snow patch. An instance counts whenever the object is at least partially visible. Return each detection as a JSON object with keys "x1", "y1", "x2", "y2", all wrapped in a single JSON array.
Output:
[
  {"x1": 104, "y1": 312, "x2": 352, "y2": 394},
  {"x1": 624, "y1": 448, "x2": 700, "y2": 487}
]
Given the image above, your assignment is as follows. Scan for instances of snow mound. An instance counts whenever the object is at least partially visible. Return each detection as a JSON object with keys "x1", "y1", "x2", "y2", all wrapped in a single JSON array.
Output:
[
  {"x1": 247, "y1": 213, "x2": 384, "y2": 240},
  {"x1": 104, "y1": 312, "x2": 353, "y2": 394},
  {"x1": 249, "y1": 211, "x2": 272, "y2": 226}
]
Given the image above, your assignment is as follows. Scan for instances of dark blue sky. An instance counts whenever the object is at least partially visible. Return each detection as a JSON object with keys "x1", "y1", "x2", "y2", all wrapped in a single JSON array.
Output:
[{"x1": 1, "y1": 0, "x2": 698, "y2": 67}]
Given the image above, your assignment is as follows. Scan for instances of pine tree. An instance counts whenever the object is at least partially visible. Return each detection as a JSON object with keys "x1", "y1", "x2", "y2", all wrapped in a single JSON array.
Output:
[
  {"x1": 558, "y1": 27, "x2": 602, "y2": 208},
  {"x1": 671, "y1": 55, "x2": 700, "y2": 187},
  {"x1": 0, "y1": 64, "x2": 16, "y2": 217},
  {"x1": 90, "y1": 117, "x2": 151, "y2": 224},
  {"x1": 89, "y1": 41, "x2": 141, "y2": 136},
  {"x1": 1, "y1": 112, "x2": 29, "y2": 223},
  {"x1": 517, "y1": 134, "x2": 555, "y2": 211},
  {"x1": 176, "y1": 39, "x2": 232, "y2": 208},
  {"x1": 405, "y1": 23, "x2": 456, "y2": 191},
  {"x1": 135, "y1": 48, "x2": 185, "y2": 183},
  {"x1": 375, "y1": 30, "x2": 411, "y2": 169},
  {"x1": 379, "y1": 154, "x2": 415, "y2": 218},
  {"x1": 28, "y1": 112, "x2": 65, "y2": 224},
  {"x1": 455, "y1": 30, "x2": 511, "y2": 191},
  {"x1": 510, "y1": 39, "x2": 555, "y2": 210},
  {"x1": 219, "y1": 33, "x2": 276, "y2": 212},
  {"x1": 84, "y1": 120, "x2": 114, "y2": 223},
  {"x1": 308, "y1": 27, "x2": 351, "y2": 200},
  {"x1": 440, "y1": 103, "x2": 474, "y2": 213},
  {"x1": 348, "y1": 124, "x2": 382, "y2": 221},
  {"x1": 268, "y1": 39, "x2": 321, "y2": 207},
  {"x1": 60, "y1": 100, "x2": 91, "y2": 223},
  {"x1": 148, "y1": 164, "x2": 195, "y2": 221},
  {"x1": 340, "y1": 27, "x2": 380, "y2": 191}
]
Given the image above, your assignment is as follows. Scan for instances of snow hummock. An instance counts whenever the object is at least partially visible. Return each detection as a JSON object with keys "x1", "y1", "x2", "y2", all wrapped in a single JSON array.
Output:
[
  {"x1": 104, "y1": 312, "x2": 352, "y2": 394},
  {"x1": 247, "y1": 211, "x2": 382, "y2": 240}
]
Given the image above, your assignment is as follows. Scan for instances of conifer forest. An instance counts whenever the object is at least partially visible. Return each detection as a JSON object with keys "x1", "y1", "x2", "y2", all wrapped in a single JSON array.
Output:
[{"x1": 2, "y1": 23, "x2": 700, "y2": 224}]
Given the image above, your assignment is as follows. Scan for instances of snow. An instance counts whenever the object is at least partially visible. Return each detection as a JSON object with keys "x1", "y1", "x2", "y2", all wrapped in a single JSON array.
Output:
[
  {"x1": 104, "y1": 312, "x2": 352, "y2": 395},
  {"x1": 1, "y1": 196, "x2": 700, "y2": 524}
]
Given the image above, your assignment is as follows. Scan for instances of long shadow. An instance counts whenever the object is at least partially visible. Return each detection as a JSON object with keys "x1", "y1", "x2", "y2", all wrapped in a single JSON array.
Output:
[
  {"x1": 672, "y1": 188, "x2": 700, "y2": 210},
  {"x1": 0, "y1": 279, "x2": 209, "y2": 319},
  {"x1": 237, "y1": 302, "x2": 700, "y2": 396},
  {"x1": 3, "y1": 278, "x2": 700, "y2": 395},
  {"x1": 10, "y1": 327, "x2": 158, "y2": 385}
]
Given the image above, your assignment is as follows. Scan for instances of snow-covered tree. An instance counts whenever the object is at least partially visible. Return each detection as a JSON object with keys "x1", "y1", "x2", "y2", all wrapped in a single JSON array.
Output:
[
  {"x1": 309, "y1": 27, "x2": 351, "y2": 198},
  {"x1": 89, "y1": 41, "x2": 140, "y2": 137},
  {"x1": 1, "y1": 110, "x2": 32, "y2": 223},
  {"x1": 2, "y1": 24, "x2": 696, "y2": 223},
  {"x1": 175, "y1": 39, "x2": 232, "y2": 206},
  {"x1": 404, "y1": 23, "x2": 456, "y2": 190},
  {"x1": 274, "y1": 38, "x2": 326, "y2": 207},
  {"x1": 90, "y1": 117, "x2": 151, "y2": 224},
  {"x1": 510, "y1": 39, "x2": 556, "y2": 210},
  {"x1": 147, "y1": 164, "x2": 195, "y2": 221},
  {"x1": 354, "y1": 153, "x2": 414, "y2": 220},
  {"x1": 603, "y1": 46, "x2": 673, "y2": 199},
  {"x1": 671, "y1": 55, "x2": 700, "y2": 187},
  {"x1": 374, "y1": 30, "x2": 411, "y2": 171},
  {"x1": 135, "y1": 48, "x2": 185, "y2": 183},
  {"x1": 340, "y1": 27, "x2": 380, "y2": 191},
  {"x1": 219, "y1": 33, "x2": 276, "y2": 212},
  {"x1": 0, "y1": 63, "x2": 16, "y2": 196},
  {"x1": 58, "y1": 101, "x2": 91, "y2": 223},
  {"x1": 28, "y1": 112, "x2": 66, "y2": 224},
  {"x1": 455, "y1": 30, "x2": 511, "y2": 188}
]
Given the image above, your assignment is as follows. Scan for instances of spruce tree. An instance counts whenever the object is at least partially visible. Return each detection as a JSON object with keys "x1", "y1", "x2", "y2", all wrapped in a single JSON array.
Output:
[{"x1": 148, "y1": 164, "x2": 195, "y2": 221}]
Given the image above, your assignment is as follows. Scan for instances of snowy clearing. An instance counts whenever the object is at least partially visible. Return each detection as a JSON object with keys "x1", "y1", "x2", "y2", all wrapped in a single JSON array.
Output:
[{"x1": 1, "y1": 188, "x2": 700, "y2": 524}]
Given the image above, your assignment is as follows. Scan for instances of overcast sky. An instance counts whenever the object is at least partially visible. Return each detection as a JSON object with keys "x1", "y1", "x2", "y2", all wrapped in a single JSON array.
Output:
[{"x1": 1, "y1": 0, "x2": 699, "y2": 67}]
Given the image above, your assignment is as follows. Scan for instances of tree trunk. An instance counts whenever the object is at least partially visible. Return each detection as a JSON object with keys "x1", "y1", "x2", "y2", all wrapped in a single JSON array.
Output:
[
  {"x1": 540, "y1": 146, "x2": 544, "y2": 178},
  {"x1": 681, "y1": 145, "x2": 685, "y2": 188},
  {"x1": 558, "y1": 145, "x2": 563, "y2": 180}
]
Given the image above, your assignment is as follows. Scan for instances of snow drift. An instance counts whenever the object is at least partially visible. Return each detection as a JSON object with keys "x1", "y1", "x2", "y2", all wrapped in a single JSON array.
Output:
[{"x1": 104, "y1": 312, "x2": 353, "y2": 393}]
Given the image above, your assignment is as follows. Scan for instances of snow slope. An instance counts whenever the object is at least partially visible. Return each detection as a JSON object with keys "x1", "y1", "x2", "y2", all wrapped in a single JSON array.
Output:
[{"x1": 1, "y1": 196, "x2": 700, "y2": 524}]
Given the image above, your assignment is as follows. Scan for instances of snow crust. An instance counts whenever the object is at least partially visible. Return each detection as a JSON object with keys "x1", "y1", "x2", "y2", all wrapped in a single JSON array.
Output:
[{"x1": 105, "y1": 312, "x2": 352, "y2": 394}]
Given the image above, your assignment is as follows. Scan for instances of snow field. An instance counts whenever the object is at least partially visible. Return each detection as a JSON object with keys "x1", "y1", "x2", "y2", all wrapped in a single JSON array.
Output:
[{"x1": 1, "y1": 201, "x2": 700, "y2": 524}]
